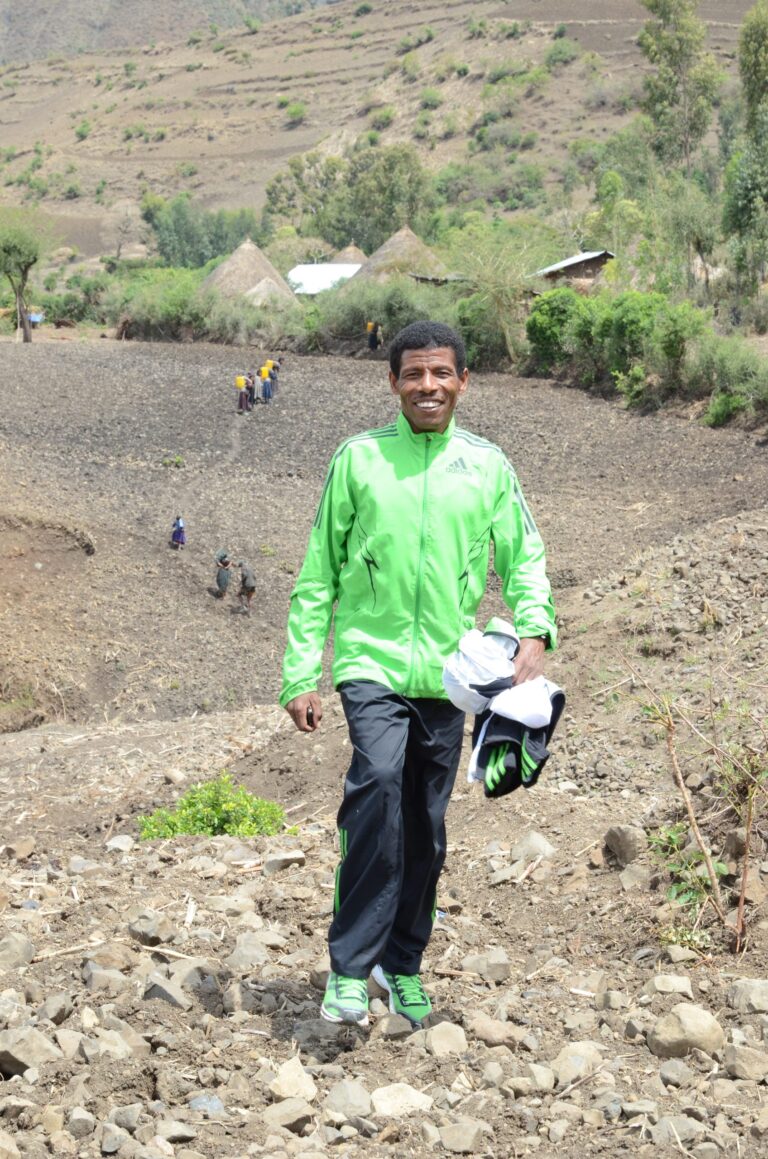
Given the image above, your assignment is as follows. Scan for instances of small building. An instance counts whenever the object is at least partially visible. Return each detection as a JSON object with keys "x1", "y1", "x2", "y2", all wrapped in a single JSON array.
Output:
[
  {"x1": 531, "y1": 250, "x2": 615, "y2": 283},
  {"x1": 287, "y1": 263, "x2": 362, "y2": 295}
]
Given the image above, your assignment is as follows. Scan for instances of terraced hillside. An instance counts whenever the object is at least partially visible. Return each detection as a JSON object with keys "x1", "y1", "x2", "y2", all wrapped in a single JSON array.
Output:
[{"x1": 0, "y1": 0, "x2": 754, "y2": 254}]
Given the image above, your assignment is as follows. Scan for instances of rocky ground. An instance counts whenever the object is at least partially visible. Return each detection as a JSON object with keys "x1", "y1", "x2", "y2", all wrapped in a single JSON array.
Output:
[{"x1": 1, "y1": 338, "x2": 768, "y2": 1158}]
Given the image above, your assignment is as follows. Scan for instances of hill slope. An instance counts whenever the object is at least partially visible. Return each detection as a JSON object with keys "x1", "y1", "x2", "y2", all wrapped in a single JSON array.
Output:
[{"x1": 0, "y1": 0, "x2": 754, "y2": 255}]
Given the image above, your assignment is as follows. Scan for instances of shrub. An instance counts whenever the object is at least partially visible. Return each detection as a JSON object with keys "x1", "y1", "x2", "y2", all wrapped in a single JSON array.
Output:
[
  {"x1": 545, "y1": 39, "x2": 581, "y2": 68},
  {"x1": 456, "y1": 63, "x2": 470, "y2": 77},
  {"x1": 370, "y1": 106, "x2": 394, "y2": 130},
  {"x1": 553, "y1": 23, "x2": 567, "y2": 39},
  {"x1": 456, "y1": 292, "x2": 510, "y2": 368},
  {"x1": 286, "y1": 101, "x2": 307, "y2": 125},
  {"x1": 138, "y1": 773, "x2": 284, "y2": 839},
  {"x1": 526, "y1": 287, "x2": 585, "y2": 371},
  {"x1": 244, "y1": 16, "x2": 261, "y2": 33},
  {"x1": 75, "y1": 120, "x2": 91, "y2": 141},
  {"x1": 400, "y1": 52, "x2": 420, "y2": 81},
  {"x1": 355, "y1": 2, "x2": 372, "y2": 13},
  {"x1": 420, "y1": 87, "x2": 443, "y2": 110},
  {"x1": 703, "y1": 391, "x2": 748, "y2": 427}
]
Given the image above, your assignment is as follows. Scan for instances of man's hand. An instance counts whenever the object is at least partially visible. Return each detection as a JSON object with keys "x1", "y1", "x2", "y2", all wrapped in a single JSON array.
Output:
[
  {"x1": 285, "y1": 692, "x2": 322, "y2": 733},
  {"x1": 513, "y1": 637, "x2": 546, "y2": 684}
]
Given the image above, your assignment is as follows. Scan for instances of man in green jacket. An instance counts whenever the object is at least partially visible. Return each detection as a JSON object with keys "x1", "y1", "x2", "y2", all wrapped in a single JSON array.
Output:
[{"x1": 281, "y1": 321, "x2": 556, "y2": 1028}]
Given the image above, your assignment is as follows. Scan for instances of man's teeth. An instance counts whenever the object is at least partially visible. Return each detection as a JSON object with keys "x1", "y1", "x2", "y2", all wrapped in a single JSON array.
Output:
[{"x1": 417, "y1": 400, "x2": 440, "y2": 408}]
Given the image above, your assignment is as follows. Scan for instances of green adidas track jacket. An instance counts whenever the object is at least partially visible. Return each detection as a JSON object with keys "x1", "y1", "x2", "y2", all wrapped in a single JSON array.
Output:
[{"x1": 280, "y1": 411, "x2": 556, "y2": 706}]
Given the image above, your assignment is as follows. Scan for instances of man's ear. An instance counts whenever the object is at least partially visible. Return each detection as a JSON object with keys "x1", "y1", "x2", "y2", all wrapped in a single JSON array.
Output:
[{"x1": 389, "y1": 369, "x2": 400, "y2": 396}]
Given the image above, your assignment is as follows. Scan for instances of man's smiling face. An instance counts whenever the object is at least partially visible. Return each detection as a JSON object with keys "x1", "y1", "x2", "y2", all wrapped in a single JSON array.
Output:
[{"x1": 389, "y1": 346, "x2": 469, "y2": 434}]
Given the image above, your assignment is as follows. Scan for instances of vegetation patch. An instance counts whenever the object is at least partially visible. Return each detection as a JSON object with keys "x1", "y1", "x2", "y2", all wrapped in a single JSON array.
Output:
[{"x1": 138, "y1": 773, "x2": 285, "y2": 839}]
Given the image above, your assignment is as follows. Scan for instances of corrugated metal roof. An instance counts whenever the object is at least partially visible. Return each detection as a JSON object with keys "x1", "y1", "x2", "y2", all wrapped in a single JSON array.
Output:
[
  {"x1": 531, "y1": 250, "x2": 615, "y2": 277},
  {"x1": 287, "y1": 263, "x2": 362, "y2": 295}
]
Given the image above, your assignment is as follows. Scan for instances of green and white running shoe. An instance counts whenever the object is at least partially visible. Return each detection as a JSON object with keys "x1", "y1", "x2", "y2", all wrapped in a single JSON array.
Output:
[
  {"x1": 372, "y1": 965, "x2": 432, "y2": 1025},
  {"x1": 320, "y1": 971, "x2": 369, "y2": 1026}
]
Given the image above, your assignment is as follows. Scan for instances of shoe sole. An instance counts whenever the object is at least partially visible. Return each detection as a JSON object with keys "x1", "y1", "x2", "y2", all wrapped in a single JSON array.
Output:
[
  {"x1": 320, "y1": 1003, "x2": 369, "y2": 1028},
  {"x1": 371, "y1": 965, "x2": 431, "y2": 1024}
]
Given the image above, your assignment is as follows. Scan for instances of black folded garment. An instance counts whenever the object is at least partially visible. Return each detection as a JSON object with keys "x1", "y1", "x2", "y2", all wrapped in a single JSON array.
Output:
[{"x1": 471, "y1": 688, "x2": 566, "y2": 798}]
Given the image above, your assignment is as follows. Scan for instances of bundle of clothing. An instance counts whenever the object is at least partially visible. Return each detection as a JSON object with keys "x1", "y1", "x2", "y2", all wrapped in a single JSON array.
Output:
[{"x1": 442, "y1": 617, "x2": 565, "y2": 799}]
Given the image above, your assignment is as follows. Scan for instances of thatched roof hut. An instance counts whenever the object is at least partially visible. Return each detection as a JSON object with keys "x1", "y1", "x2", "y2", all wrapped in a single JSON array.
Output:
[
  {"x1": 202, "y1": 238, "x2": 294, "y2": 300},
  {"x1": 349, "y1": 227, "x2": 447, "y2": 283},
  {"x1": 332, "y1": 244, "x2": 367, "y2": 264},
  {"x1": 244, "y1": 276, "x2": 297, "y2": 308}
]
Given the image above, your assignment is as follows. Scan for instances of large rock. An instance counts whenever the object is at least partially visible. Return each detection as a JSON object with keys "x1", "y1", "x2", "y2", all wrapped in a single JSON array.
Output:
[
  {"x1": 466, "y1": 1013, "x2": 525, "y2": 1049},
  {"x1": 647, "y1": 1004, "x2": 724, "y2": 1059},
  {"x1": 460, "y1": 947, "x2": 511, "y2": 983},
  {"x1": 224, "y1": 932, "x2": 270, "y2": 973},
  {"x1": 269, "y1": 1056, "x2": 317, "y2": 1102},
  {"x1": 0, "y1": 1129, "x2": 20, "y2": 1159},
  {"x1": 0, "y1": 934, "x2": 35, "y2": 971},
  {"x1": 551, "y1": 1041, "x2": 603, "y2": 1088},
  {"x1": 127, "y1": 908, "x2": 177, "y2": 946},
  {"x1": 439, "y1": 1120, "x2": 490, "y2": 1153},
  {"x1": 724, "y1": 1044, "x2": 768, "y2": 1081},
  {"x1": 324, "y1": 1079, "x2": 372, "y2": 1119},
  {"x1": 643, "y1": 974, "x2": 694, "y2": 1000},
  {"x1": 509, "y1": 832, "x2": 556, "y2": 862},
  {"x1": 604, "y1": 825, "x2": 646, "y2": 866},
  {"x1": 727, "y1": 979, "x2": 768, "y2": 1014},
  {"x1": 261, "y1": 1097, "x2": 313, "y2": 1133},
  {"x1": 425, "y1": 1022, "x2": 467, "y2": 1057},
  {"x1": 0, "y1": 1028, "x2": 63, "y2": 1077},
  {"x1": 371, "y1": 1083, "x2": 433, "y2": 1116}
]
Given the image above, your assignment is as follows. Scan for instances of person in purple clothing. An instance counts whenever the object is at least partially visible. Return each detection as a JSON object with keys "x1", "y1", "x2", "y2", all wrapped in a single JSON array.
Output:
[{"x1": 170, "y1": 516, "x2": 186, "y2": 550}]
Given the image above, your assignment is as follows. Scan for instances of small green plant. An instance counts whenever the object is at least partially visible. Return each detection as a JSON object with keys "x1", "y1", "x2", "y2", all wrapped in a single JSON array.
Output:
[
  {"x1": 545, "y1": 38, "x2": 581, "y2": 69},
  {"x1": 420, "y1": 87, "x2": 442, "y2": 110},
  {"x1": 75, "y1": 120, "x2": 91, "y2": 141},
  {"x1": 370, "y1": 105, "x2": 394, "y2": 130},
  {"x1": 137, "y1": 773, "x2": 285, "y2": 839},
  {"x1": 553, "y1": 23, "x2": 567, "y2": 39},
  {"x1": 650, "y1": 820, "x2": 728, "y2": 916},
  {"x1": 244, "y1": 16, "x2": 261, "y2": 34},
  {"x1": 400, "y1": 52, "x2": 420, "y2": 82},
  {"x1": 176, "y1": 161, "x2": 198, "y2": 177},
  {"x1": 456, "y1": 63, "x2": 470, "y2": 77},
  {"x1": 185, "y1": 61, "x2": 203, "y2": 72},
  {"x1": 355, "y1": 2, "x2": 372, "y2": 14},
  {"x1": 124, "y1": 61, "x2": 137, "y2": 78},
  {"x1": 285, "y1": 100, "x2": 307, "y2": 125},
  {"x1": 161, "y1": 453, "x2": 185, "y2": 468}
]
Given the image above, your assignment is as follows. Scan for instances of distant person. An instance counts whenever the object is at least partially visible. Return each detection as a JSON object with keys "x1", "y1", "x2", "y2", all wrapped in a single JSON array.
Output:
[
  {"x1": 170, "y1": 515, "x2": 186, "y2": 550},
  {"x1": 367, "y1": 320, "x2": 378, "y2": 352},
  {"x1": 376, "y1": 323, "x2": 384, "y2": 350},
  {"x1": 214, "y1": 550, "x2": 233, "y2": 599},
  {"x1": 261, "y1": 366, "x2": 273, "y2": 405},
  {"x1": 268, "y1": 364, "x2": 278, "y2": 397},
  {"x1": 235, "y1": 374, "x2": 249, "y2": 414},
  {"x1": 246, "y1": 372, "x2": 256, "y2": 410},
  {"x1": 238, "y1": 561, "x2": 257, "y2": 613}
]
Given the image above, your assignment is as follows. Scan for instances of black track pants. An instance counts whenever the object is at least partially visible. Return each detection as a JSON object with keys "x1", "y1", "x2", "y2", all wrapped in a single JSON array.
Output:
[{"x1": 329, "y1": 680, "x2": 465, "y2": 978}]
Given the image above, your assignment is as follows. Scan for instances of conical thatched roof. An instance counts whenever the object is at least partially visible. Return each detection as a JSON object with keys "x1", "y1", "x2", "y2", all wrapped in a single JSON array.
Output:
[
  {"x1": 332, "y1": 244, "x2": 367, "y2": 264},
  {"x1": 244, "y1": 276, "x2": 297, "y2": 308},
  {"x1": 202, "y1": 238, "x2": 294, "y2": 300},
  {"x1": 350, "y1": 227, "x2": 447, "y2": 283}
]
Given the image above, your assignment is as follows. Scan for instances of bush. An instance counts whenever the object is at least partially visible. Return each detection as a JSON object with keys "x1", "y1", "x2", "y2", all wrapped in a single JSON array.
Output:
[
  {"x1": 286, "y1": 101, "x2": 307, "y2": 125},
  {"x1": 370, "y1": 106, "x2": 394, "y2": 130},
  {"x1": 526, "y1": 287, "x2": 586, "y2": 371},
  {"x1": 545, "y1": 39, "x2": 581, "y2": 68},
  {"x1": 138, "y1": 773, "x2": 284, "y2": 839},
  {"x1": 400, "y1": 52, "x2": 420, "y2": 81},
  {"x1": 553, "y1": 23, "x2": 567, "y2": 39},
  {"x1": 704, "y1": 391, "x2": 748, "y2": 427},
  {"x1": 75, "y1": 120, "x2": 91, "y2": 141},
  {"x1": 456, "y1": 292, "x2": 510, "y2": 368},
  {"x1": 420, "y1": 87, "x2": 443, "y2": 110},
  {"x1": 355, "y1": 2, "x2": 372, "y2": 13}
]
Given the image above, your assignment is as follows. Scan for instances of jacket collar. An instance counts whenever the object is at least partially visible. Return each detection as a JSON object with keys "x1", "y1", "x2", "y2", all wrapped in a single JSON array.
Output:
[{"x1": 396, "y1": 410, "x2": 456, "y2": 445}]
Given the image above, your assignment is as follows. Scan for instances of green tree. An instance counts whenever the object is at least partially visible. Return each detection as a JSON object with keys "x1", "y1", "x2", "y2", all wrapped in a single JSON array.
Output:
[
  {"x1": 0, "y1": 212, "x2": 42, "y2": 342},
  {"x1": 639, "y1": 0, "x2": 722, "y2": 174},
  {"x1": 739, "y1": 0, "x2": 768, "y2": 138},
  {"x1": 722, "y1": 103, "x2": 768, "y2": 288}
]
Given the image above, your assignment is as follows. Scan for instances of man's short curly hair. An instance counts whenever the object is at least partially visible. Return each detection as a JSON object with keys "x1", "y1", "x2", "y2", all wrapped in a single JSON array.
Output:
[{"x1": 388, "y1": 321, "x2": 467, "y2": 378}]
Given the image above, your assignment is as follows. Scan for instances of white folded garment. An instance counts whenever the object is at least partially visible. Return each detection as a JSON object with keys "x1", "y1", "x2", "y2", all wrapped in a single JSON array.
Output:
[{"x1": 488, "y1": 677, "x2": 557, "y2": 729}]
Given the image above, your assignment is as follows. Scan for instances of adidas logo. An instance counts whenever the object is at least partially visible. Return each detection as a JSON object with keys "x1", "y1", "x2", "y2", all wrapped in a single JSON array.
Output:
[{"x1": 445, "y1": 456, "x2": 471, "y2": 475}]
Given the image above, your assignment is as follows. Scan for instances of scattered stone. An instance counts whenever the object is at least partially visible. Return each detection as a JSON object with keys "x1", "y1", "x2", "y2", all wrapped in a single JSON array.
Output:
[
  {"x1": 647, "y1": 1004, "x2": 724, "y2": 1059},
  {"x1": 660, "y1": 1059, "x2": 695, "y2": 1089},
  {"x1": 261, "y1": 1097, "x2": 314, "y2": 1134},
  {"x1": 619, "y1": 864, "x2": 650, "y2": 890},
  {"x1": 525, "y1": 1063, "x2": 555, "y2": 1092},
  {"x1": 604, "y1": 824, "x2": 646, "y2": 866},
  {"x1": 270, "y1": 1055, "x2": 318, "y2": 1102},
  {"x1": 37, "y1": 993, "x2": 74, "y2": 1025},
  {"x1": 649, "y1": 1114, "x2": 705, "y2": 1147},
  {"x1": 324, "y1": 1079, "x2": 372, "y2": 1119},
  {"x1": 467, "y1": 1012, "x2": 525, "y2": 1049},
  {"x1": 188, "y1": 1093, "x2": 226, "y2": 1117},
  {"x1": 370, "y1": 1013, "x2": 413, "y2": 1040},
  {"x1": 105, "y1": 834, "x2": 135, "y2": 853},
  {"x1": 371, "y1": 1083, "x2": 433, "y2": 1116},
  {"x1": 460, "y1": 946, "x2": 511, "y2": 983},
  {"x1": 144, "y1": 972, "x2": 193, "y2": 1011},
  {"x1": 67, "y1": 1107, "x2": 96, "y2": 1139},
  {"x1": 0, "y1": 1130, "x2": 20, "y2": 1159},
  {"x1": 3, "y1": 838, "x2": 35, "y2": 861},
  {"x1": 425, "y1": 1022, "x2": 467, "y2": 1057},
  {"x1": 108, "y1": 1104, "x2": 144, "y2": 1133},
  {"x1": 156, "y1": 1120, "x2": 198, "y2": 1142},
  {"x1": 0, "y1": 934, "x2": 35, "y2": 971},
  {"x1": 263, "y1": 849, "x2": 306, "y2": 875},
  {"x1": 509, "y1": 832, "x2": 556, "y2": 862},
  {"x1": 0, "y1": 1028, "x2": 63, "y2": 1076},
  {"x1": 439, "y1": 1120, "x2": 489, "y2": 1153},
  {"x1": 643, "y1": 974, "x2": 694, "y2": 1000},
  {"x1": 727, "y1": 979, "x2": 768, "y2": 1014},
  {"x1": 224, "y1": 932, "x2": 270, "y2": 972},
  {"x1": 551, "y1": 1041, "x2": 603, "y2": 1088},
  {"x1": 751, "y1": 1106, "x2": 768, "y2": 1138},
  {"x1": 724, "y1": 1043, "x2": 768, "y2": 1081},
  {"x1": 128, "y1": 908, "x2": 177, "y2": 946},
  {"x1": 100, "y1": 1123, "x2": 131, "y2": 1153}
]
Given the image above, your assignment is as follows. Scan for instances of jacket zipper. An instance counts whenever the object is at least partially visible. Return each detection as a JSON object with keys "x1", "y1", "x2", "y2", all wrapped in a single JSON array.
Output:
[{"x1": 407, "y1": 435, "x2": 431, "y2": 690}]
